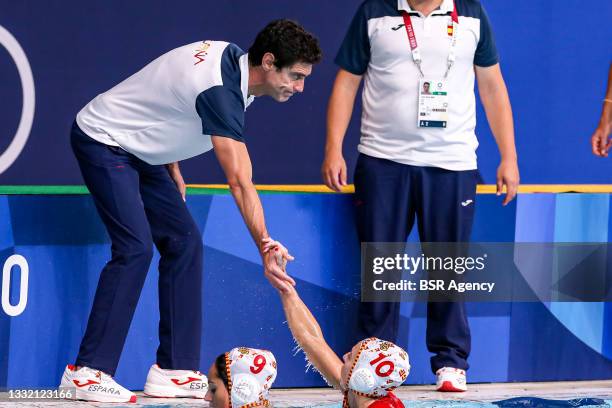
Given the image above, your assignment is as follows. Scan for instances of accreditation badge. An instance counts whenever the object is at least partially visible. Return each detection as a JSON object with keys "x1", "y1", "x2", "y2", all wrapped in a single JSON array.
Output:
[{"x1": 417, "y1": 79, "x2": 449, "y2": 128}]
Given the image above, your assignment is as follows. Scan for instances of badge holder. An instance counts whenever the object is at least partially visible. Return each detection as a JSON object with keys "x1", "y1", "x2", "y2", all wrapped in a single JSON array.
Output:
[{"x1": 417, "y1": 79, "x2": 448, "y2": 128}]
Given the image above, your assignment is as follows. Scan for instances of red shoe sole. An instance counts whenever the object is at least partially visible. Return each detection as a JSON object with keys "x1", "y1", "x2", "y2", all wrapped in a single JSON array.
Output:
[
  {"x1": 143, "y1": 393, "x2": 205, "y2": 400},
  {"x1": 437, "y1": 381, "x2": 466, "y2": 392},
  {"x1": 72, "y1": 395, "x2": 137, "y2": 403}
]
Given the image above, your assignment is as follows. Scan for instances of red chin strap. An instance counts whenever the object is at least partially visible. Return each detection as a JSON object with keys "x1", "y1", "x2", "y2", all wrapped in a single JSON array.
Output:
[{"x1": 368, "y1": 392, "x2": 405, "y2": 408}]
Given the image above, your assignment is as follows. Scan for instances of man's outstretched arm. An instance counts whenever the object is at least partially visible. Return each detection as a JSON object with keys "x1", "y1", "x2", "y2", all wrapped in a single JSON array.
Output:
[{"x1": 212, "y1": 135, "x2": 295, "y2": 290}]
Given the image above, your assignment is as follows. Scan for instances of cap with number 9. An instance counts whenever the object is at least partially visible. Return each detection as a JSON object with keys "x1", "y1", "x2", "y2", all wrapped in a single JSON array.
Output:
[{"x1": 225, "y1": 347, "x2": 277, "y2": 408}]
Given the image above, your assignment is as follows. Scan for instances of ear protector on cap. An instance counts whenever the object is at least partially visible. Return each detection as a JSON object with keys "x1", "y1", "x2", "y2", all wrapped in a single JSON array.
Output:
[
  {"x1": 230, "y1": 374, "x2": 262, "y2": 408},
  {"x1": 348, "y1": 367, "x2": 377, "y2": 394}
]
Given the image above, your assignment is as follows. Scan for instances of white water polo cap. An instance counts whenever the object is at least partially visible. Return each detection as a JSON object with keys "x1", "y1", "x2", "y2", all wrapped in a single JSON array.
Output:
[
  {"x1": 346, "y1": 338, "x2": 410, "y2": 398},
  {"x1": 225, "y1": 347, "x2": 277, "y2": 408}
]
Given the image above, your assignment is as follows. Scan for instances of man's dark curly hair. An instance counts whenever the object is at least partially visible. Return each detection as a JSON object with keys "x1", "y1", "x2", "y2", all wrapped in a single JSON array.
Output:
[{"x1": 249, "y1": 19, "x2": 322, "y2": 69}]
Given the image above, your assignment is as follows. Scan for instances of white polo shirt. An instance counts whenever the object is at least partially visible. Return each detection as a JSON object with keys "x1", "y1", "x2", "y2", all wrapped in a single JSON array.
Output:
[
  {"x1": 76, "y1": 41, "x2": 254, "y2": 165},
  {"x1": 335, "y1": 0, "x2": 499, "y2": 170}
]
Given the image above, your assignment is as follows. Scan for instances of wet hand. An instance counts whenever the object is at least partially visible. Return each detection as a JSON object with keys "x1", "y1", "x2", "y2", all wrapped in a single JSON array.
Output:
[
  {"x1": 261, "y1": 237, "x2": 295, "y2": 271},
  {"x1": 263, "y1": 251, "x2": 296, "y2": 292}
]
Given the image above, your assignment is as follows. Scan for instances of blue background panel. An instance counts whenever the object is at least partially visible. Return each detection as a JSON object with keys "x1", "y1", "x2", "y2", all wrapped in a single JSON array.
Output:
[{"x1": 0, "y1": 193, "x2": 611, "y2": 389}]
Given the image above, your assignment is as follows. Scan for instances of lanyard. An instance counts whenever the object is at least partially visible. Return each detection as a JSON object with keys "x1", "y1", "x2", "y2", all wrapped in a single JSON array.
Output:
[{"x1": 401, "y1": 2, "x2": 458, "y2": 78}]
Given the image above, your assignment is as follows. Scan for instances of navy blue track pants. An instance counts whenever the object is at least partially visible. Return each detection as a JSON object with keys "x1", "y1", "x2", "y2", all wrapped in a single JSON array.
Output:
[
  {"x1": 71, "y1": 122, "x2": 202, "y2": 375},
  {"x1": 354, "y1": 153, "x2": 477, "y2": 372}
]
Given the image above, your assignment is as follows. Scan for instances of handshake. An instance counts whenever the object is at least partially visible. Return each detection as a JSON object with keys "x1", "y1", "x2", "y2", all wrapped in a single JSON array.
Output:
[{"x1": 260, "y1": 237, "x2": 296, "y2": 292}]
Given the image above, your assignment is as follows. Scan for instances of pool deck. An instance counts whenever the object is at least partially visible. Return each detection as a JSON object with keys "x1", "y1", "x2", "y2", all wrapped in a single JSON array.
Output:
[{"x1": 1, "y1": 380, "x2": 611, "y2": 407}]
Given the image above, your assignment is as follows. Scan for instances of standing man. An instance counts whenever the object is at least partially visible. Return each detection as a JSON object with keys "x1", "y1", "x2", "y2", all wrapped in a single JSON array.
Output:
[
  {"x1": 322, "y1": 0, "x2": 518, "y2": 392},
  {"x1": 60, "y1": 19, "x2": 321, "y2": 403}
]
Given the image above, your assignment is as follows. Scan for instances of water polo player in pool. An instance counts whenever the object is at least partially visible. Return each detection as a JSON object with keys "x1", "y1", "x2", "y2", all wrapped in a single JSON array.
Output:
[
  {"x1": 205, "y1": 347, "x2": 277, "y2": 408},
  {"x1": 263, "y1": 238, "x2": 410, "y2": 408}
]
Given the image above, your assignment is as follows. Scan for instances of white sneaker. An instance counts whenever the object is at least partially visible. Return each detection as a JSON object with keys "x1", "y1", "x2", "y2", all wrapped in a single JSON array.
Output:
[
  {"x1": 59, "y1": 364, "x2": 137, "y2": 403},
  {"x1": 436, "y1": 367, "x2": 467, "y2": 392},
  {"x1": 144, "y1": 364, "x2": 208, "y2": 398}
]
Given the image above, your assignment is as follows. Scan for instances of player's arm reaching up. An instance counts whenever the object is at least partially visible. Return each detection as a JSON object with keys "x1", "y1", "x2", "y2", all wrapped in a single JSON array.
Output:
[
  {"x1": 276, "y1": 280, "x2": 344, "y2": 388},
  {"x1": 262, "y1": 236, "x2": 342, "y2": 387}
]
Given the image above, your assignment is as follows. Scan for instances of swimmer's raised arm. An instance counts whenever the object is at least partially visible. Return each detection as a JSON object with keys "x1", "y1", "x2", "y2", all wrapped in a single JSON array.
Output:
[{"x1": 277, "y1": 283, "x2": 343, "y2": 388}]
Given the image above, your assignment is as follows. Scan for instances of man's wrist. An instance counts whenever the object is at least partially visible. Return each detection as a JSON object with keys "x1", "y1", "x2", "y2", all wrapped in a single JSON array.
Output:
[
  {"x1": 258, "y1": 235, "x2": 271, "y2": 254},
  {"x1": 324, "y1": 144, "x2": 343, "y2": 157},
  {"x1": 324, "y1": 135, "x2": 344, "y2": 153}
]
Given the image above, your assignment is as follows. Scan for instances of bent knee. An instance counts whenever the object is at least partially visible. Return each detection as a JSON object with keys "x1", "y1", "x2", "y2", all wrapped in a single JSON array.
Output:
[{"x1": 163, "y1": 227, "x2": 203, "y2": 256}]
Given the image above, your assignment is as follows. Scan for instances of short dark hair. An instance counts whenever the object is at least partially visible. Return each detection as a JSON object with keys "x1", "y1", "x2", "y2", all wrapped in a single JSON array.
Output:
[
  {"x1": 249, "y1": 19, "x2": 322, "y2": 69},
  {"x1": 215, "y1": 353, "x2": 230, "y2": 391}
]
